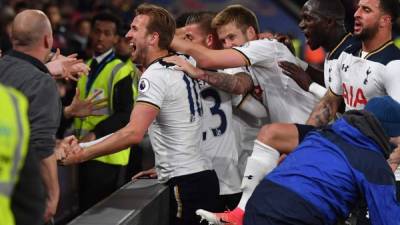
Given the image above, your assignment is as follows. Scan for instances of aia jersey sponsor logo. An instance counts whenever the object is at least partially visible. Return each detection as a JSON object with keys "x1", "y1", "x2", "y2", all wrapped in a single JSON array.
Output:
[{"x1": 342, "y1": 83, "x2": 367, "y2": 108}]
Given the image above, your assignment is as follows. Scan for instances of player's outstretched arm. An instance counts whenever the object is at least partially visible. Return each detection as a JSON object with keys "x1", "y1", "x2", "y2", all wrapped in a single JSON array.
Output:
[
  {"x1": 164, "y1": 56, "x2": 253, "y2": 95},
  {"x1": 306, "y1": 89, "x2": 342, "y2": 127},
  {"x1": 170, "y1": 36, "x2": 247, "y2": 69},
  {"x1": 60, "y1": 103, "x2": 159, "y2": 165},
  {"x1": 205, "y1": 71, "x2": 254, "y2": 95}
]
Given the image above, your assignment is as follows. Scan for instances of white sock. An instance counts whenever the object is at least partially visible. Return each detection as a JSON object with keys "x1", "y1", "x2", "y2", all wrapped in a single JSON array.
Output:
[{"x1": 237, "y1": 140, "x2": 279, "y2": 210}]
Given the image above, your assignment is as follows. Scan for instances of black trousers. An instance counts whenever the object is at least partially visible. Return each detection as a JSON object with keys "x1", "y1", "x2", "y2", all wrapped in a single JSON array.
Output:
[
  {"x1": 167, "y1": 170, "x2": 220, "y2": 225},
  {"x1": 78, "y1": 160, "x2": 126, "y2": 212},
  {"x1": 244, "y1": 179, "x2": 325, "y2": 225},
  {"x1": 216, "y1": 192, "x2": 242, "y2": 211}
]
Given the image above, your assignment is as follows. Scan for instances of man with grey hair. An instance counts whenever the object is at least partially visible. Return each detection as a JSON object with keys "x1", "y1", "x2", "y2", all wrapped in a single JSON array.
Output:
[{"x1": 0, "y1": 10, "x2": 61, "y2": 225}]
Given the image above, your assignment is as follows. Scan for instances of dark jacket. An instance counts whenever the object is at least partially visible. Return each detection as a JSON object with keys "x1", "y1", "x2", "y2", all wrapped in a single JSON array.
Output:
[{"x1": 0, "y1": 50, "x2": 62, "y2": 225}]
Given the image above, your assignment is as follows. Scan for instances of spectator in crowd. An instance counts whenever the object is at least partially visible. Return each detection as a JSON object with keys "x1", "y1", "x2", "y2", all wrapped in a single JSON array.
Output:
[
  {"x1": 0, "y1": 10, "x2": 62, "y2": 224},
  {"x1": 0, "y1": 84, "x2": 30, "y2": 225},
  {"x1": 67, "y1": 17, "x2": 92, "y2": 59},
  {"x1": 73, "y1": 11, "x2": 134, "y2": 212},
  {"x1": 0, "y1": 6, "x2": 15, "y2": 54},
  {"x1": 44, "y1": 2, "x2": 68, "y2": 52}
]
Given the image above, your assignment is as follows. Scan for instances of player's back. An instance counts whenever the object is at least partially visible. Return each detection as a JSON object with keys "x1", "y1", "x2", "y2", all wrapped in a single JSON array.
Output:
[
  {"x1": 233, "y1": 39, "x2": 319, "y2": 123},
  {"x1": 137, "y1": 55, "x2": 211, "y2": 183},
  {"x1": 198, "y1": 79, "x2": 241, "y2": 195}
]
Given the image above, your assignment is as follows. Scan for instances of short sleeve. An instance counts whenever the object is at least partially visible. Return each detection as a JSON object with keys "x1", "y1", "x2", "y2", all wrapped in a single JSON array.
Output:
[
  {"x1": 231, "y1": 94, "x2": 244, "y2": 107},
  {"x1": 233, "y1": 39, "x2": 278, "y2": 66},
  {"x1": 384, "y1": 60, "x2": 400, "y2": 102},
  {"x1": 136, "y1": 68, "x2": 168, "y2": 109}
]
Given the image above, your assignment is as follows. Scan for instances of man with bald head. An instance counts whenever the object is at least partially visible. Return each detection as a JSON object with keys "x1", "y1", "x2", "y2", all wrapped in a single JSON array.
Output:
[{"x1": 0, "y1": 10, "x2": 61, "y2": 225}]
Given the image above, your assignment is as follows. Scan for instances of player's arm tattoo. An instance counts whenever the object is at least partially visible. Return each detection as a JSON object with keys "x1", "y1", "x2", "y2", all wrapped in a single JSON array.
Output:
[
  {"x1": 306, "y1": 90, "x2": 342, "y2": 127},
  {"x1": 204, "y1": 71, "x2": 254, "y2": 95}
]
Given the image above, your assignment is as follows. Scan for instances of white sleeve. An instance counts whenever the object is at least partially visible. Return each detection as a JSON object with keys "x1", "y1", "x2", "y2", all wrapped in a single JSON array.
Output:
[
  {"x1": 384, "y1": 60, "x2": 400, "y2": 102},
  {"x1": 222, "y1": 67, "x2": 247, "y2": 75},
  {"x1": 236, "y1": 94, "x2": 268, "y2": 119},
  {"x1": 233, "y1": 39, "x2": 278, "y2": 66},
  {"x1": 231, "y1": 94, "x2": 244, "y2": 107},
  {"x1": 79, "y1": 133, "x2": 113, "y2": 148},
  {"x1": 329, "y1": 53, "x2": 344, "y2": 95},
  {"x1": 309, "y1": 82, "x2": 327, "y2": 99},
  {"x1": 136, "y1": 69, "x2": 167, "y2": 108}
]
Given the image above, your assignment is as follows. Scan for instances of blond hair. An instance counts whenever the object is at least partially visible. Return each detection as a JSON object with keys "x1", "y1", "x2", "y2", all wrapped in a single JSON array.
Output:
[{"x1": 211, "y1": 5, "x2": 259, "y2": 34}]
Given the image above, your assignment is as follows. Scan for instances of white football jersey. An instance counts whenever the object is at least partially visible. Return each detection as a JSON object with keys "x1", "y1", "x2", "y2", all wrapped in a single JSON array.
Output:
[
  {"x1": 233, "y1": 39, "x2": 319, "y2": 123},
  {"x1": 324, "y1": 34, "x2": 358, "y2": 90},
  {"x1": 199, "y1": 76, "x2": 241, "y2": 195},
  {"x1": 330, "y1": 41, "x2": 400, "y2": 110},
  {"x1": 136, "y1": 55, "x2": 211, "y2": 183}
]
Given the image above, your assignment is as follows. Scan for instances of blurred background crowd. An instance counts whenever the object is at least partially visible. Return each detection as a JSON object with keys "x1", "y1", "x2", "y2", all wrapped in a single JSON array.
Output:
[
  {"x1": 0, "y1": 0, "x2": 383, "y2": 64},
  {"x1": 1, "y1": 0, "x2": 399, "y2": 224}
]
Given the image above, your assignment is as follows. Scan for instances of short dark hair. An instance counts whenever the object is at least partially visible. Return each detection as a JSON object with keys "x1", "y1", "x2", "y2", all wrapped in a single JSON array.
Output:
[
  {"x1": 92, "y1": 11, "x2": 121, "y2": 35},
  {"x1": 186, "y1": 11, "x2": 216, "y2": 35},
  {"x1": 212, "y1": 5, "x2": 259, "y2": 34},
  {"x1": 314, "y1": 0, "x2": 345, "y2": 21},
  {"x1": 135, "y1": 3, "x2": 176, "y2": 50},
  {"x1": 379, "y1": 0, "x2": 399, "y2": 22},
  {"x1": 75, "y1": 17, "x2": 91, "y2": 27}
]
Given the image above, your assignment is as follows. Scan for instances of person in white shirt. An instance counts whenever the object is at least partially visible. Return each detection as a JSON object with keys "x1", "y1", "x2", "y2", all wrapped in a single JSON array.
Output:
[
  {"x1": 308, "y1": 0, "x2": 400, "y2": 127},
  {"x1": 251, "y1": 0, "x2": 360, "y2": 172},
  {"x1": 166, "y1": 5, "x2": 319, "y2": 225},
  {"x1": 60, "y1": 4, "x2": 219, "y2": 225},
  {"x1": 183, "y1": 10, "x2": 269, "y2": 181},
  {"x1": 181, "y1": 11, "x2": 269, "y2": 211}
]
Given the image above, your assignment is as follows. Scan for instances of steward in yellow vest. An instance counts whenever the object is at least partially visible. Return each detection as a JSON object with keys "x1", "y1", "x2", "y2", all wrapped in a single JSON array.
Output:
[
  {"x1": 0, "y1": 84, "x2": 29, "y2": 225},
  {"x1": 73, "y1": 12, "x2": 135, "y2": 212},
  {"x1": 74, "y1": 53, "x2": 133, "y2": 166},
  {"x1": 125, "y1": 58, "x2": 140, "y2": 102}
]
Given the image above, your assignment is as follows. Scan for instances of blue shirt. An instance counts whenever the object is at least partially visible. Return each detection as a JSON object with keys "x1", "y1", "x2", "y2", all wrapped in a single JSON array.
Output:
[{"x1": 266, "y1": 118, "x2": 400, "y2": 225}]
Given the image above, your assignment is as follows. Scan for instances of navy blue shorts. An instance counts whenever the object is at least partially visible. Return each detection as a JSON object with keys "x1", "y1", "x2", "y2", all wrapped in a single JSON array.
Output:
[
  {"x1": 244, "y1": 179, "x2": 325, "y2": 225},
  {"x1": 295, "y1": 124, "x2": 315, "y2": 143}
]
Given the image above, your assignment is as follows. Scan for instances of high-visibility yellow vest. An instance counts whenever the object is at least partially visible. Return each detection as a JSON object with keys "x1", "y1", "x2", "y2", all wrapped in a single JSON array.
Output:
[
  {"x1": 394, "y1": 37, "x2": 400, "y2": 49},
  {"x1": 125, "y1": 59, "x2": 140, "y2": 102},
  {"x1": 0, "y1": 84, "x2": 29, "y2": 225},
  {"x1": 74, "y1": 56, "x2": 133, "y2": 166}
]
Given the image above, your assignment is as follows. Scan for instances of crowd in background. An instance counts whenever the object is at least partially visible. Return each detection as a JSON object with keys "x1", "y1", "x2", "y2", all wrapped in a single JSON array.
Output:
[{"x1": 1, "y1": 1, "x2": 400, "y2": 225}]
